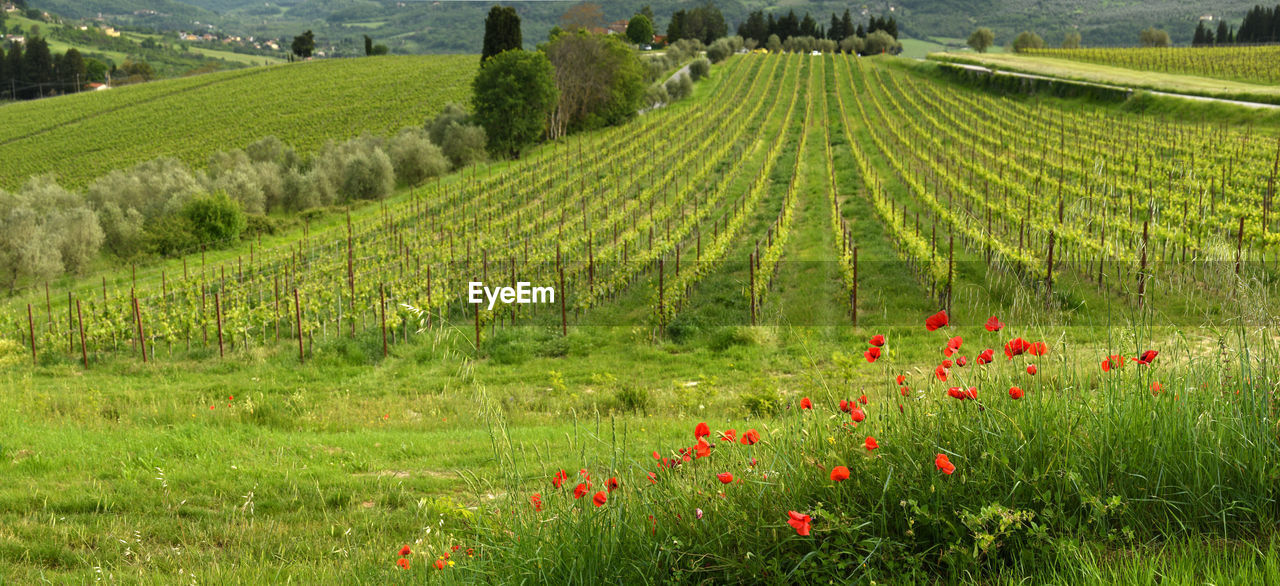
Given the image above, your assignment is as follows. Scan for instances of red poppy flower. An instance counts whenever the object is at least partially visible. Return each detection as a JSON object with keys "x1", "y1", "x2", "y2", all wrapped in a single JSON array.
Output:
[
  {"x1": 839, "y1": 399, "x2": 851, "y2": 413},
  {"x1": 869, "y1": 334, "x2": 886, "y2": 347},
  {"x1": 574, "y1": 483, "x2": 589, "y2": 499},
  {"x1": 552, "y1": 469, "x2": 568, "y2": 489},
  {"x1": 1029, "y1": 341, "x2": 1048, "y2": 356},
  {"x1": 830, "y1": 465, "x2": 850, "y2": 482},
  {"x1": 942, "y1": 359, "x2": 953, "y2": 368},
  {"x1": 741, "y1": 429, "x2": 760, "y2": 445},
  {"x1": 1101, "y1": 355, "x2": 1126, "y2": 372},
  {"x1": 1004, "y1": 337, "x2": 1030, "y2": 359},
  {"x1": 858, "y1": 394, "x2": 868, "y2": 405},
  {"x1": 1026, "y1": 364, "x2": 1037, "y2": 375},
  {"x1": 947, "y1": 387, "x2": 966, "y2": 400},
  {"x1": 434, "y1": 559, "x2": 445, "y2": 570},
  {"x1": 531, "y1": 493, "x2": 543, "y2": 511},
  {"x1": 399, "y1": 545, "x2": 412, "y2": 556},
  {"x1": 925, "y1": 310, "x2": 949, "y2": 331},
  {"x1": 864, "y1": 436, "x2": 879, "y2": 451},
  {"x1": 976, "y1": 349, "x2": 994, "y2": 365},
  {"x1": 579, "y1": 469, "x2": 590, "y2": 480},
  {"x1": 896, "y1": 374, "x2": 906, "y2": 385},
  {"x1": 592, "y1": 491, "x2": 607, "y2": 507},
  {"x1": 935, "y1": 453, "x2": 955, "y2": 475},
  {"x1": 985, "y1": 315, "x2": 1004, "y2": 332},
  {"x1": 647, "y1": 472, "x2": 658, "y2": 484},
  {"x1": 1136, "y1": 350, "x2": 1159, "y2": 365},
  {"x1": 899, "y1": 386, "x2": 909, "y2": 396},
  {"x1": 716, "y1": 472, "x2": 734, "y2": 484},
  {"x1": 1008, "y1": 386, "x2": 1024, "y2": 400},
  {"x1": 956, "y1": 356, "x2": 967, "y2": 367},
  {"x1": 864, "y1": 347, "x2": 881, "y2": 363},
  {"x1": 934, "y1": 364, "x2": 949, "y2": 382},
  {"x1": 397, "y1": 558, "x2": 410, "y2": 569},
  {"x1": 850, "y1": 406, "x2": 865, "y2": 423},
  {"x1": 694, "y1": 438, "x2": 710, "y2": 458},
  {"x1": 652, "y1": 451, "x2": 660, "y2": 460},
  {"x1": 1150, "y1": 381, "x2": 1164, "y2": 394},
  {"x1": 787, "y1": 511, "x2": 812, "y2": 536},
  {"x1": 800, "y1": 397, "x2": 813, "y2": 409},
  {"x1": 720, "y1": 429, "x2": 737, "y2": 442},
  {"x1": 966, "y1": 387, "x2": 977, "y2": 400},
  {"x1": 695, "y1": 422, "x2": 710, "y2": 439},
  {"x1": 606, "y1": 477, "x2": 620, "y2": 492},
  {"x1": 948, "y1": 336, "x2": 963, "y2": 352}
]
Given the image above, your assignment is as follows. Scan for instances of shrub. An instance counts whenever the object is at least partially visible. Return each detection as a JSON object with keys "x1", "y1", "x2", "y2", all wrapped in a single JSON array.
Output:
[
  {"x1": 440, "y1": 123, "x2": 488, "y2": 168},
  {"x1": 643, "y1": 82, "x2": 669, "y2": 108},
  {"x1": 387, "y1": 127, "x2": 449, "y2": 185},
  {"x1": 665, "y1": 73, "x2": 693, "y2": 101},
  {"x1": 705, "y1": 39, "x2": 733, "y2": 63},
  {"x1": 182, "y1": 191, "x2": 246, "y2": 248},
  {"x1": 688, "y1": 57, "x2": 710, "y2": 81}
]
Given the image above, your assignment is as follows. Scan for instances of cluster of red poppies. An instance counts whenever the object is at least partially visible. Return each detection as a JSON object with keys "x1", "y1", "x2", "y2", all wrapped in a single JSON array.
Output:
[{"x1": 394, "y1": 543, "x2": 472, "y2": 571}]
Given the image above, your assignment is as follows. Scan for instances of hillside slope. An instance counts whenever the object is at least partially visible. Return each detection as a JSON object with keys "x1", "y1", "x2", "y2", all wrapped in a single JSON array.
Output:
[{"x1": 0, "y1": 55, "x2": 475, "y2": 189}]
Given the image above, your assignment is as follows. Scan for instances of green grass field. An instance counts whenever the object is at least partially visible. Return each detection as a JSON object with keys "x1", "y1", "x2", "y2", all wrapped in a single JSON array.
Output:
[
  {"x1": 0, "y1": 53, "x2": 1276, "y2": 582},
  {"x1": 928, "y1": 51, "x2": 1280, "y2": 104},
  {"x1": 0, "y1": 55, "x2": 474, "y2": 189}
]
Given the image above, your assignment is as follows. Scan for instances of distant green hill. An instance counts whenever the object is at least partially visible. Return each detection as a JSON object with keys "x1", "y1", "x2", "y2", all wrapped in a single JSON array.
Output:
[
  {"x1": 30, "y1": 0, "x2": 1262, "y2": 53},
  {"x1": 0, "y1": 55, "x2": 475, "y2": 189}
]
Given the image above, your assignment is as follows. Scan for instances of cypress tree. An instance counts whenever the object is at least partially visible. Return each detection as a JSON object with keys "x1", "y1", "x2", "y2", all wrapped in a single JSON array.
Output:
[{"x1": 481, "y1": 6, "x2": 522, "y2": 62}]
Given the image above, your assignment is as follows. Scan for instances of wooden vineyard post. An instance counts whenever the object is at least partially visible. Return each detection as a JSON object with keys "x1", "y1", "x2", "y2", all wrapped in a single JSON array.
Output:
[
  {"x1": 749, "y1": 253, "x2": 756, "y2": 326},
  {"x1": 1045, "y1": 229, "x2": 1056, "y2": 305},
  {"x1": 946, "y1": 234, "x2": 954, "y2": 314},
  {"x1": 67, "y1": 291, "x2": 73, "y2": 354},
  {"x1": 852, "y1": 247, "x2": 859, "y2": 327},
  {"x1": 294, "y1": 288, "x2": 304, "y2": 363},
  {"x1": 1235, "y1": 216, "x2": 1245, "y2": 277},
  {"x1": 379, "y1": 283, "x2": 388, "y2": 358},
  {"x1": 559, "y1": 264, "x2": 568, "y2": 337},
  {"x1": 132, "y1": 297, "x2": 147, "y2": 363},
  {"x1": 27, "y1": 303, "x2": 36, "y2": 366},
  {"x1": 1138, "y1": 220, "x2": 1149, "y2": 309},
  {"x1": 214, "y1": 292, "x2": 225, "y2": 358},
  {"x1": 274, "y1": 274, "x2": 280, "y2": 344},
  {"x1": 474, "y1": 302, "x2": 481, "y2": 353},
  {"x1": 76, "y1": 299, "x2": 87, "y2": 368}
]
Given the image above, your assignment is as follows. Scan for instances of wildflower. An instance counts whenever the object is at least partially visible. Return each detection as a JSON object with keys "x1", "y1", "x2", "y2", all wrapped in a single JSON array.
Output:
[
  {"x1": 830, "y1": 465, "x2": 850, "y2": 482},
  {"x1": 741, "y1": 429, "x2": 760, "y2": 445},
  {"x1": 652, "y1": 451, "x2": 660, "y2": 460},
  {"x1": 839, "y1": 399, "x2": 852, "y2": 413},
  {"x1": 1136, "y1": 350, "x2": 1159, "y2": 365},
  {"x1": 695, "y1": 422, "x2": 710, "y2": 439},
  {"x1": 1150, "y1": 381, "x2": 1164, "y2": 394},
  {"x1": 985, "y1": 315, "x2": 1004, "y2": 332},
  {"x1": 399, "y1": 545, "x2": 412, "y2": 556},
  {"x1": 896, "y1": 374, "x2": 906, "y2": 385},
  {"x1": 925, "y1": 310, "x2": 949, "y2": 331},
  {"x1": 530, "y1": 493, "x2": 543, "y2": 511},
  {"x1": 787, "y1": 511, "x2": 812, "y2": 536},
  {"x1": 850, "y1": 406, "x2": 866, "y2": 423},
  {"x1": 1029, "y1": 341, "x2": 1048, "y2": 356},
  {"x1": 956, "y1": 356, "x2": 967, "y2": 367},
  {"x1": 397, "y1": 558, "x2": 410, "y2": 570},
  {"x1": 947, "y1": 336, "x2": 963, "y2": 353},
  {"x1": 696, "y1": 508, "x2": 704, "y2": 519},
  {"x1": 976, "y1": 349, "x2": 995, "y2": 365},
  {"x1": 647, "y1": 472, "x2": 658, "y2": 484},
  {"x1": 935, "y1": 453, "x2": 955, "y2": 475},
  {"x1": 800, "y1": 397, "x2": 813, "y2": 409},
  {"x1": 934, "y1": 364, "x2": 949, "y2": 382},
  {"x1": 574, "y1": 483, "x2": 589, "y2": 499},
  {"x1": 899, "y1": 386, "x2": 909, "y2": 396},
  {"x1": 694, "y1": 438, "x2": 710, "y2": 458},
  {"x1": 865, "y1": 346, "x2": 881, "y2": 362},
  {"x1": 858, "y1": 394, "x2": 868, "y2": 405},
  {"x1": 720, "y1": 429, "x2": 737, "y2": 442},
  {"x1": 434, "y1": 559, "x2": 445, "y2": 570},
  {"x1": 592, "y1": 491, "x2": 607, "y2": 507},
  {"x1": 552, "y1": 469, "x2": 568, "y2": 489},
  {"x1": 1008, "y1": 386, "x2": 1024, "y2": 400},
  {"x1": 606, "y1": 477, "x2": 620, "y2": 492},
  {"x1": 1004, "y1": 338, "x2": 1030, "y2": 359},
  {"x1": 1026, "y1": 364, "x2": 1037, "y2": 375},
  {"x1": 1101, "y1": 355, "x2": 1126, "y2": 372},
  {"x1": 579, "y1": 469, "x2": 590, "y2": 480},
  {"x1": 864, "y1": 436, "x2": 879, "y2": 451},
  {"x1": 716, "y1": 472, "x2": 734, "y2": 484},
  {"x1": 869, "y1": 334, "x2": 885, "y2": 346}
]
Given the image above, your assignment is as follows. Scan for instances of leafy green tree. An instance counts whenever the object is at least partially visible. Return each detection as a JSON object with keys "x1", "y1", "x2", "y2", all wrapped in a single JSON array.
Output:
[
  {"x1": 482, "y1": 6, "x2": 522, "y2": 61},
  {"x1": 472, "y1": 49, "x2": 557, "y2": 157},
  {"x1": 627, "y1": 14, "x2": 653, "y2": 46},
  {"x1": 766, "y1": 34, "x2": 782, "y2": 53},
  {"x1": 1011, "y1": 31, "x2": 1045, "y2": 52},
  {"x1": 545, "y1": 32, "x2": 645, "y2": 138},
  {"x1": 22, "y1": 36, "x2": 52, "y2": 97},
  {"x1": 291, "y1": 30, "x2": 315, "y2": 59},
  {"x1": 967, "y1": 27, "x2": 995, "y2": 53},
  {"x1": 864, "y1": 30, "x2": 901, "y2": 54},
  {"x1": 1062, "y1": 31, "x2": 1082, "y2": 48},
  {"x1": 182, "y1": 191, "x2": 246, "y2": 248},
  {"x1": 364, "y1": 34, "x2": 373, "y2": 56},
  {"x1": 57, "y1": 48, "x2": 85, "y2": 89},
  {"x1": 84, "y1": 58, "x2": 107, "y2": 83},
  {"x1": 1139, "y1": 27, "x2": 1171, "y2": 47}
]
